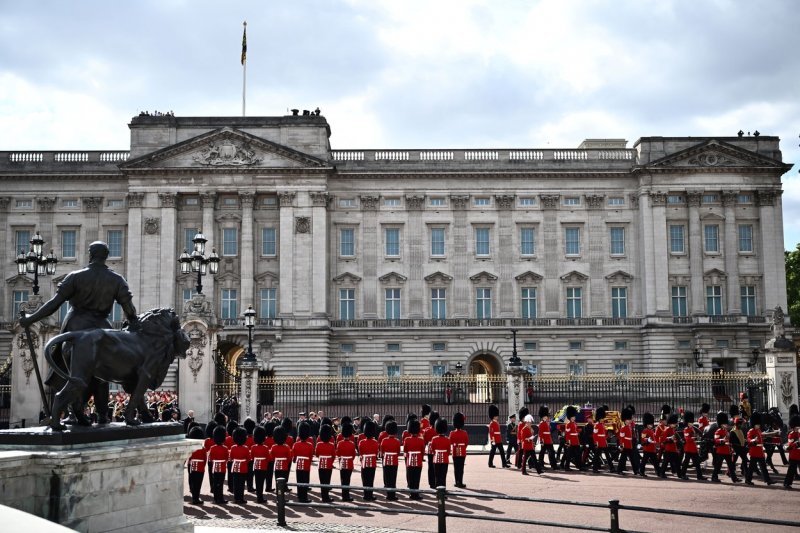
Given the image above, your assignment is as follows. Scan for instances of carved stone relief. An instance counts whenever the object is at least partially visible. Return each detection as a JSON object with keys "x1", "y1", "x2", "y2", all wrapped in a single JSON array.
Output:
[
  {"x1": 144, "y1": 217, "x2": 161, "y2": 235},
  {"x1": 295, "y1": 216, "x2": 311, "y2": 234},
  {"x1": 193, "y1": 139, "x2": 262, "y2": 166}
]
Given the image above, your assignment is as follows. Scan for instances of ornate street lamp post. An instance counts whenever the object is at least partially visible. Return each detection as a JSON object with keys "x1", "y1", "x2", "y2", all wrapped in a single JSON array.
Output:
[
  {"x1": 242, "y1": 305, "x2": 257, "y2": 364},
  {"x1": 508, "y1": 328, "x2": 522, "y2": 367},
  {"x1": 693, "y1": 348, "x2": 704, "y2": 368},
  {"x1": 178, "y1": 232, "x2": 219, "y2": 294},
  {"x1": 15, "y1": 231, "x2": 58, "y2": 295}
]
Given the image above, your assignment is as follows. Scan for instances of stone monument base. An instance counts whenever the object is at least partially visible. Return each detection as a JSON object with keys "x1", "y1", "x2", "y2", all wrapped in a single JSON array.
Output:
[{"x1": 0, "y1": 423, "x2": 194, "y2": 533}]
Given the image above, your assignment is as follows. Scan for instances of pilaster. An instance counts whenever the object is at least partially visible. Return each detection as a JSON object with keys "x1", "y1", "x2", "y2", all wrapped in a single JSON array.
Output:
[
  {"x1": 722, "y1": 191, "x2": 740, "y2": 314},
  {"x1": 650, "y1": 192, "x2": 669, "y2": 314},
  {"x1": 240, "y1": 192, "x2": 255, "y2": 311},
  {"x1": 360, "y1": 195, "x2": 379, "y2": 318},
  {"x1": 540, "y1": 195, "x2": 560, "y2": 317},
  {"x1": 278, "y1": 191, "x2": 296, "y2": 317},
  {"x1": 687, "y1": 191, "x2": 705, "y2": 315},
  {"x1": 158, "y1": 193, "x2": 177, "y2": 309},
  {"x1": 450, "y1": 195, "x2": 470, "y2": 318},
  {"x1": 495, "y1": 195, "x2": 515, "y2": 317},
  {"x1": 407, "y1": 194, "x2": 426, "y2": 318},
  {"x1": 126, "y1": 192, "x2": 144, "y2": 309},
  {"x1": 310, "y1": 192, "x2": 330, "y2": 317}
]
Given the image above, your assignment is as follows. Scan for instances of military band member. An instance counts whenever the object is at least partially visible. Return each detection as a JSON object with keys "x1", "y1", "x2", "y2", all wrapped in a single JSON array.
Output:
[
  {"x1": 292, "y1": 422, "x2": 314, "y2": 503},
  {"x1": 420, "y1": 404, "x2": 432, "y2": 431},
  {"x1": 711, "y1": 412, "x2": 740, "y2": 483},
  {"x1": 680, "y1": 411, "x2": 706, "y2": 480},
  {"x1": 336, "y1": 422, "x2": 357, "y2": 502},
  {"x1": 251, "y1": 426, "x2": 271, "y2": 503},
  {"x1": 659, "y1": 414, "x2": 682, "y2": 479},
  {"x1": 730, "y1": 416, "x2": 749, "y2": 479},
  {"x1": 381, "y1": 420, "x2": 402, "y2": 499},
  {"x1": 208, "y1": 426, "x2": 229, "y2": 505},
  {"x1": 430, "y1": 418, "x2": 451, "y2": 488},
  {"x1": 403, "y1": 419, "x2": 426, "y2": 500},
  {"x1": 315, "y1": 424, "x2": 337, "y2": 503},
  {"x1": 450, "y1": 413, "x2": 469, "y2": 488},
  {"x1": 487, "y1": 404, "x2": 509, "y2": 468},
  {"x1": 592, "y1": 407, "x2": 614, "y2": 473},
  {"x1": 563, "y1": 406, "x2": 584, "y2": 471},
  {"x1": 745, "y1": 412, "x2": 774, "y2": 485},
  {"x1": 617, "y1": 407, "x2": 640, "y2": 474},
  {"x1": 187, "y1": 427, "x2": 206, "y2": 505},
  {"x1": 538, "y1": 406, "x2": 558, "y2": 470},
  {"x1": 271, "y1": 426, "x2": 293, "y2": 494},
  {"x1": 520, "y1": 414, "x2": 543, "y2": 475},
  {"x1": 359, "y1": 420, "x2": 380, "y2": 501},
  {"x1": 784, "y1": 414, "x2": 800, "y2": 489},
  {"x1": 505, "y1": 413, "x2": 518, "y2": 464}
]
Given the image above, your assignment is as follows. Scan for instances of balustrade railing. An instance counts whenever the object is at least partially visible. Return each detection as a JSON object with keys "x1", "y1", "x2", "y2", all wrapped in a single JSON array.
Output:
[
  {"x1": 4, "y1": 151, "x2": 130, "y2": 165},
  {"x1": 331, "y1": 148, "x2": 637, "y2": 164}
]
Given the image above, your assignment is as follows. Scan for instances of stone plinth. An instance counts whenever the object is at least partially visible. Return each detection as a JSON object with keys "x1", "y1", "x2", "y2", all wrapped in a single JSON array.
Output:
[
  {"x1": 0, "y1": 423, "x2": 193, "y2": 533},
  {"x1": 238, "y1": 357, "x2": 260, "y2": 421},
  {"x1": 764, "y1": 336, "x2": 798, "y2": 420},
  {"x1": 506, "y1": 363, "x2": 528, "y2": 418}
]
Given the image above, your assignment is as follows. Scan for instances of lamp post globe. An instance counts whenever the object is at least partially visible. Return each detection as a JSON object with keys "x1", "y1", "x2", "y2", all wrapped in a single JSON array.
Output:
[{"x1": 242, "y1": 305, "x2": 257, "y2": 363}]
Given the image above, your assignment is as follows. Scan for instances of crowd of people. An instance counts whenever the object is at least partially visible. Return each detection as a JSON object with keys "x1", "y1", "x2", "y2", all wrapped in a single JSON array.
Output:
[{"x1": 182, "y1": 398, "x2": 800, "y2": 506}]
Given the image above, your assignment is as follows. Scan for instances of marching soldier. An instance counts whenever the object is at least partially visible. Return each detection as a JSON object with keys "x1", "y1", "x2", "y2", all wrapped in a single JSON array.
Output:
[
  {"x1": 430, "y1": 418, "x2": 451, "y2": 488},
  {"x1": 450, "y1": 412, "x2": 469, "y2": 488},
  {"x1": 563, "y1": 406, "x2": 584, "y2": 471},
  {"x1": 315, "y1": 423, "x2": 337, "y2": 503},
  {"x1": 505, "y1": 413, "x2": 518, "y2": 465},
  {"x1": 380, "y1": 420, "x2": 401, "y2": 499},
  {"x1": 784, "y1": 414, "x2": 800, "y2": 489},
  {"x1": 745, "y1": 412, "x2": 774, "y2": 485},
  {"x1": 680, "y1": 411, "x2": 706, "y2": 480},
  {"x1": 730, "y1": 416, "x2": 749, "y2": 479},
  {"x1": 519, "y1": 414, "x2": 543, "y2": 475},
  {"x1": 592, "y1": 406, "x2": 614, "y2": 473},
  {"x1": 617, "y1": 407, "x2": 640, "y2": 475},
  {"x1": 403, "y1": 418, "x2": 426, "y2": 500},
  {"x1": 711, "y1": 412, "x2": 740, "y2": 483},
  {"x1": 488, "y1": 404, "x2": 509, "y2": 468},
  {"x1": 538, "y1": 406, "x2": 558, "y2": 470},
  {"x1": 659, "y1": 414, "x2": 681, "y2": 479},
  {"x1": 516, "y1": 407, "x2": 529, "y2": 468},
  {"x1": 420, "y1": 404, "x2": 432, "y2": 431}
]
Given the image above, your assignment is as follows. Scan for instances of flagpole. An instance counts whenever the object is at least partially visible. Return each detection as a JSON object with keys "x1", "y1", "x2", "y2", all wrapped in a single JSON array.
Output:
[{"x1": 242, "y1": 21, "x2": 247, "y2": 117}]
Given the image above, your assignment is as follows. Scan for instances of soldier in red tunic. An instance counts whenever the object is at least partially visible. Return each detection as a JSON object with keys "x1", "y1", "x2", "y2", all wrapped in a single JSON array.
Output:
[
  {"x1": 515, "y1": 407, "x2": 528, "y2": 468},
  {"x1": 424, "y1": 411, "x2": 441, "y2": 488},
  {"x1": 745, "y1": 412, "x2": 774, "y2": 485},
  {"x1": 262, "y1": 421, "x2": 276, "y2": 493},
  {"x1": 616, "y1": 407, "x2": 640, "y2": 475},
  {"x1": 403, "y1": 418, "x2": 426, "y2": 500},
  {"x1": 336, "y1": 421, "x2": 357, "y2": 502},
  {"x1": 563, "y1": 406, "x2": 584, "y2": 471},
  {"x1": 639, "y1": 413, "x2": 659, "y2": 477},
  {"x1": 229, "y1": 427, "x2": 251, "y2": 504},
  {"x1": 592, "y1": 406, "x2": 614, "y2": 473},
  {"x1": 520, "y1": 414, "x2": 543, "y2": 475},
  {"x1": 208, "y1": 426, "x2": 229, "y2": 505},
  {"x1": 401, "y1": 414, "x2": 417, "y2": 442},
  {"x1": 659, "y1": 414, "x2": 682, "y2": 479},
  {"x1": 243, "y1": 417, "x2": 257, "y2": 492},
  {"x1": 487, "y1": 404, "x2": 509, "y2": 468},
  {"x1": 337, "y1": 416, "x2": 355, "y2": 443},
  {"x1": 697, "y1": 403, "x2": 711, "y2": 431},
  {"x1": 680, "y1": 411, "x2": 706, "y2": 480},
  {"x1": 292, "y1": 422, "x2": 315, "y2": 503},
  {"x1": 359, "y1": 420, "x2": 380, "y2": 501},
  {"x1": 711, "y1": 412, "x2": 740, "y2": 483},
  {"x1": 450, "y1": 413, "x2": 469, "y2": 488},
  {"x1": 187, "y1": 426, "x2": 206, "y2": 505},
  {"x1": 271, "y1": 426, "x2": 293, "y2": 492},
  {"x1": 315, "y1": 423, "x2": 337, "y2": 503},
  {"x1": 430, "y1": 418, "x2": 451, "y2": 488},
  {"x1": 381, "y1": 420, "x2": 401, "y2": 499},
  {"x1": 420, "y1": 404, "x2": 432, "y2": 431},
  {"x1": 784, "y1": 414, "x2": 800, "y2": 489},
  {"x1": 251, "y1": 426, "x2": 271, "y2": 503},
  {"x1": 203, "y1": 421, "x2": 218, "y2": 495},
  {"x1": 224, "y1": 420, "x2": 238, "y2": 494},
  {"x1": 537, "y1": 406, "x2": 558, "y2": 470}
]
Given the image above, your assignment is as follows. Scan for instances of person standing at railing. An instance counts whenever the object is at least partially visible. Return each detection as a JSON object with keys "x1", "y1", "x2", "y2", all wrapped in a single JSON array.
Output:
[
  {"x1": 316, "y1": 423, "x2": 336, "y2": 503},
  {"x1": 403, "y1": 418, "x2": 426, "y2": 500},
  {"x1": 537, "y1": 406, "x2": 558, "y2": 471},
  {"x1": 336, "y1": 422, "x2": 357, "y2": 502},
  {"x1": 251, "y1": 426, "x2": 271, "y2": 503},
  {"x1": 380, "y1": 420, "x2": 401, "y2": 499},
  {"x1": 431, "y1": 418, "x2": 451, "y2": 488},
  {"x1": 292, "y1": 422, "x2": 314, "y2": 503},
  {"x1": 487, "y1": 405, "x2": 509, "y2": 468},
  {"x1": 450, "y1": 413, "x2": 469, "y2": 488},
  {"x1": 783, "y1": 414, "x2": 800, "y2": 489},
  {"x1": 359, "y1": 420, "x2": 379, "y2": 501}
]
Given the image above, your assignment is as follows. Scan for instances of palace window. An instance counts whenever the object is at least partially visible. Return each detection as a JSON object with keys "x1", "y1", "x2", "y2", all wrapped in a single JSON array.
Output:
[
  {"x1": 519, "y1": 197, "x2": 536, "y2": 206},
  {"x1": 222, "y1": 227, "x2": 238, "y2": 256},
  {"x1": 566, "y1": 287, "x2": 582, "y2": 318},
  {"x1": 340, "y1": 365, "x2": 355, "y2": 378},
  {"x1": 432, "y1": 364, "x2": 446, "y2": 377},
  {"x1": 61, "y1": 230, "x2": 77, "y2": 259},
  {"x1": 672, "y1": 286, "x2": 688, "y2": 317},
  {"x1": 431, "y1": 288, "x2": 447, "y2": 319},
  {"x1": 339, "y1": 198, "x2": 356, "y2": 208},
  {"x1": 608, "y1": 197, "x2": 625, "y2": 206},
  {"x1": 15, "y1": 230, "x2": 31, "y2": 254},
  {"x1": 430, "y1": 228, "x2": 446, "y2": 257},
  {"x1": 704, "y1": 225, "x2": 719, "y2": 253},
  {"x1": 667, "y1": 194, "x2": 684, "y2": 205},
  {"x1": 107, "y1": 230, "x2": 123, "y2": 258},
  {"x1": 221, "y1": 289, "x2": 238, "y2": 319},
  {"x1": 568, "y1": 361, "x2": 585, "y2": 375},
  {"x1": 475, "y1": 227, "x2": 491, "y2": 256},
  {"x1": 521, "y1": 287, "x2": 537, "y2": 319},
  {"x1": 432, "y1": 342, "x2": 446, "y2": 352},
  {"x1": 565, "y1": 227, "x2": 581, "y2": 256},
  {"x1": 520, "y1": 227, "x2": 536, "y2": 256},
  {"x1": 13, "y1": 290, "x2": 29, "y2": 317},
  {"x1": 340, "y1": 228, "x2": 355, "y2": 257},
  {"x1": 702, "y1": 194, "x2": 719, "y2": 204},
  {"x1": 476, "y1": 288, "x2": 492, "y2": 319},
  {"x1": 473, "y1": 197, "x2": 491, "y2": 206},
  {"x1": 339, "y1": 289, "x2": 355, "y2": 320},
  {"x1": 385, "y1": 228, "x2": 400, "y2": 257},
  {"x1": 611, "y1": 287, "x2": 627, "y2": 318},
  {"x1": 262, "y1": 227, "x2": 277, "y2": 256},
  {"x1": 563, "y1": 197, "x2": 581, "y2": 206},
  {"x1": 609, "y1": 227, "x2": 625, "y2": 255},
  {"x1": 524, "y1": 342, "x2": 537, "y2": 351},
  {"x1": 385, "y1": 288, "x2": 401, "y2": 319},
  {"x1": 706, "y1": 285, "x2": 722, "y2": 316},
  {"x1": 430, "y1": 197, "x2": 446, "y2": 207},
  {"x1": 260, "y1": 288, "x2": 277, "y2": 319},
  {"x1": 737, "y1": 194, "x2": 753, "y2": 204},
  {"x1": 383, "y1": 198, "x2": 401, "y2": 207},
  {"x1": 741, "y1": 285, "x2": 756, "y2": 317},
  {"x1": 386, "y1": 364, "x2": 401, "y2": 378},
  {"x1": 184, "y1": 228, "x2": 198, "y2": 253},
  {"x1": 669, "y1": 225, "x2": 685, "y2": 253},
  {"x1": 738, "y1": 224, "x2": 753, "y2": 253}
]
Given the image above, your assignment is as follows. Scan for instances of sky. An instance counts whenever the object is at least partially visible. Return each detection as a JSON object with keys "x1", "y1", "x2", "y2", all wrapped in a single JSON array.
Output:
[{"x1": 1, "y1": 0, "x2": 798, "y2": 249}]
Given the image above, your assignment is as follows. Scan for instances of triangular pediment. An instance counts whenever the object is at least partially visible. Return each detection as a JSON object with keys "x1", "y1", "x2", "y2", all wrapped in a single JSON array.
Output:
[
  {"x1": 560, "y1": 270, "x2": 588, "y2": 282},
  {"x1": 5, "y1": 274, "x2": 34, "y2": 287},
  {"x1": 605, "y1": 270, "x2": 633, "y2": 282},
  {"x1": 378, "y1": 271, "x2": 407, "y2": 284},
  {"x1": 469, "y1": 271, "x2": 498, "y2": 283},
  {"x1": 122, "y1": 127, "x2": 330, "y2": 170},
  {"x1": 424, "y1": 271, "x2": 453, "y2": 283},
  {"x1": 332, "y1": 272, "x2": 362, "y2": 284},
  {"x1": 703, "y1": 268, "x2": 727, "y2": 283},
  {"x1": 254, "y1": 271, "x2": 279, "y2": 282},
  {"x1": 646, "y1": 140, "x2": 786, "y2": 170},
  {"x1": 515, "y1": 270, "x2": 543, "y2": 283}
]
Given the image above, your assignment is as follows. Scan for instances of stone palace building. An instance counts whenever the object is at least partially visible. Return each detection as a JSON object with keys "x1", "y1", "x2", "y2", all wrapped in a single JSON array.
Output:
[{"x1": 0, "y1": 114, "x2": 793, "y2": 422}]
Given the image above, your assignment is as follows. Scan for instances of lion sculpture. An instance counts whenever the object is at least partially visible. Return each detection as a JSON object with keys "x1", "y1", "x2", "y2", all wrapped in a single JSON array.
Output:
[{"x1": 43, "y1": 307, "x2": 190, "y2": 431}]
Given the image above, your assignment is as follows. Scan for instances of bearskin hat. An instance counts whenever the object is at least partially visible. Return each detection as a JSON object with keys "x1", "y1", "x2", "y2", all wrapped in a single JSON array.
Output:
[
  {"x1": 212, "y1": 425, "x2": 227, "y2": 445},
  {"x1": 406, "y1": 413, "x2": 418, "y2": 424},
  {"x1": 365, "y1": 420, "x2": 378, "y2": 439},
  {"x1": 253, "y1": 425, "x2": 267, "y2": 445},
  {"x1": 667, "y1": 414, "x2": 679, "y2": 425},
  {"x1": 539, "y1": 405, "x2": 550, "y2": 419},
  {"x1": 188, "y1": 426, "x2": 205, "y2": 440},
  {"x1": 382, "y1": 414, "x2": 395, "y2": 431},
  {"x1": 232, "y1": 426, "x2": 247, "y2": 446},
  {"x1": 319, "y1": 424, "x2": 333, "y2": 442},
  {"x1": 214, "y1": 412, "x2": 227, "y2": 426},
  {"x1": 749, "y1": 412, "x2": 762, "y2": 427},
  {"x1": 684, "y1": 411, "x2": 695, "y2": 424},
  {"x1": 566, "y1": 405, "x2": 578, "y2": 420},
  {"x1": 790, "y1": 404, "x2": 799, "y2": 417},
  {"x1": 626, "y1": 404, "x2": 636, "y2": 416},
  {"x1": 489, "y1": 404, "x2": 500, "y2": 420},
  {"x1": 790, "y1": 415, "x2": 800, "y2": 429},
  {"x1": 595, "y1": 406, "x2": 607, "y2": 421},
  {"x1": 386, "y1": 420, "x2": 398, "y2": 436},
  {"x1": 341, "y1": 421, "x2": 353, "y2": 438},
  {"x1": 519, "y1": 406, "x2": 530, "y2": 420},
  {"x1": 716, "y1": 411, "x2": 729, "y2": 426},
  {"x1": 729, "y1": 404, "x2": 740, "y2": 417},
  {"x1": 435, "y1": 418, "x2": 448, "y2": 435},
  {"x1": 430, "y1": 411, "x2": 440, "y2": 426},
  {"x1": 281, "y1": 417, "x2": 293, "y2": 432},
  {"x1": 621, "y1": 407, "x2": 633, "y2": 422},
  {"x1": 263, "y1": 421, "x2": 276, "y2": 438},
  {"x1": 273, "y1": 425, "x2": 287, "y2": 445},
  {"x1": 453, "y1": 412, "x2": 465, "y2": 429},
  {"x1": 243, "y1": 417, "x2": 256, "y2": 434},
  {"x1": 408, "y1": 419, "x2": 421, "y2": 435},
  {"x1": 642, "y1": 412, "x2": 655, "y2": 426},
  {"x1": 661, "y1": 404, "x2": 672, "y2": 416},
  {"x1": 226, "y1": 420, "x2": 239, "y2": 436},
  {"x1": 701, "y1": 403, "x2": 711, "y2": 414},
  {"x1": 421, "y1": 404, "x2": 432, "y2": 417},
  {"x1": 298, "y1": 421, "x2": 311, "y2": 441},
  {"x1": 205, "y1": 420, "x2": 218, "y2": 439},
  {"x1": 321, "y1": 417, "x2": 332, "y2": 427},
  {"x1": 341, "y1": 415, "x2": 352, "y2": 427}
]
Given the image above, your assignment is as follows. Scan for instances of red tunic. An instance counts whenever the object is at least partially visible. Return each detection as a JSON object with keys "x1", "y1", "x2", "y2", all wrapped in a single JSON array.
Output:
[
  {"x1": 336, "y1": 434, "x2": 355, "y2": 444},
  {"x1": 641, "y1": 428, "x2": 657, "y2": 453},
  {"x1": 380, "y1": 436, "x2": 401, "y2": 466},
  {"x1": 403, "y1": 435, "x2": 426, "y2": 468},
  {"x1": 421, "y1": 417, "x2": 431, "y2": 431},
  {"x1": 292, "y1": 439, "x2": 314, "y2": 472},
  {"x1": 336, "y1": 439, "x2": 356, "y2": 470},
  {"x1": 662, "y1": 427, "x2": 678, "y2": 453},
  {"x1": 378, "y1": 430, "x2": 388, "y2": 446},
  {"x1": 683, "y1": 427, "x2": 698, "y2": 454},
  {"x1": 538, "y1": 420, "x2": 553, "y2": 445},
  {"x1": 423, "y1": 426, "x2": 438, "y2": 454},
  {"x1": 430, "y1": 435, "x2": 451, "y2": 464},
  {"x1": 229, "y1": 444, "x2": 250, "y2": 474},
  {"x1": 315, "y1": 440, "x2": 336, "y2": 470},
  {"x1": 270, "y1": 443, "x2": 293, "y2": 472},
  {"x1": 565, "y1": 421, "x2": 580, "y2": 446},
  {"x1": 449, "y1": 429, "x2": 469, "y2": 457},
  {"x1": 619, "y1": 424, "x2": 634, "y2": 450},
  {"x1": 285, "y1": 436, "x2": 295, "y2": 448},
  {"x1": 519, "y1": 424, "x2": 535, "y2": 451},
  {"x1": 251, "y1": 444, "x2": 270, "y2": 471},
  {"x1": 203, "y1": 437, "x2": 214, "y2": 453},
  {"x1": 787, "y1": 429, "x2": 800, "y2": 461},
  {"x1": 188, "y1": 447, "x2": 206, "y2": 473},
  {"x1": 208, "y1": 444, "x2": 229, "y2": 473},
  {"x1": 358, "y1": 438, "x2": 379, "y2": 468},
  {"x1": 593, "y1": 422, "x2": 608, "y2": 448},
  {"x1": 654, "y1": 423, "x2": 667, "y2": 448},
  {"x1": 224, "y1": 435, "x2": 234, "y2": 449},
  {"x1": 747, "y1": 428, "x2": 765, "y2": 459},
  {"x1": 697, "y1": 415, "x2": 710, "y2": 430},
  {"x1": 488, "y1": 420, "x2": 502, "y2": 444},
  {"x1": 714, "y1": 427, "x2": 731, "y2": 456}
]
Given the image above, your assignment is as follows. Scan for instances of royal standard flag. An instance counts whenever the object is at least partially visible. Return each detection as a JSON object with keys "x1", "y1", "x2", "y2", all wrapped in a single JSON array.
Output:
[{"x1": 241, "y1": 24, "x2": 247, "y2": 65}]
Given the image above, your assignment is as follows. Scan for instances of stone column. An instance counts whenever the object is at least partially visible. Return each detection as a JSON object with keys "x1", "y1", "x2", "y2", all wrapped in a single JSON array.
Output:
[
  {"x1": 310, "y1": 192, "x2": 331, "y2": 317},
  {"x1": 540, "y1": 195, "x2": 560, "y2": 317},
  {"x1": 240, "y1": 192, "x2": 255, "y2": 311},
  {"x1": 200, "y1": 192, "x2": 217, "y2": 298},
  {"x1": 450, "y1": 195, "x2": 471, "y2": 318},
  {"x1": 0, "y1": 197, "x2": 10, "y2": 319},
  {"x1": 722, "y1": 191, "x2": 740, "y2": 314},
  {"x1": 687, "y1": 191, "x2": 705, "y2": 315},
  {"x1": 638, "y1": 191, "x2": 656, "y2": 316},
  {"x1": 278, "y1": 192, "x2": 296, "y2": 317},
  {"x1": 650, "y1": 192, "x2": 670, "y2": 315},
  {"x1": 360, "y1": 195, "x2": 380, "y2": 318},
  {"x1": 238, "y1": 358, "x2": 260, "y2": 421},
  {"x1": 758, "y1": 190, "x2": 787, "y2": 312},
  {"x1": 179, "y1": 297, "x2": 218, "y2": 423},
  {"x1": 585, "y1": 194, "x2": 605, "y2": 317},
  {"x1": 126, "y1": 192, "x2": 144, "y2": 309},
  {"x1": 406, "y1": 194, "x2": 426, "y2": 318},
  {"x1": 496, "y1": 195, "x2": 515, "y2": 317},
  {"x1": 158, "y1": 193, "x2": 177, "y2": 309},
  {"x1": 763, "y1": 309, "x2": 798, "y2": 420}
]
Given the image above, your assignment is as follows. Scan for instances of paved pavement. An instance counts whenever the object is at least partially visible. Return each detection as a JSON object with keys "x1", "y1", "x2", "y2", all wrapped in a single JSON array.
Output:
[{"x1": 185, "y1": 453, "x2": 799, "y2": 532}]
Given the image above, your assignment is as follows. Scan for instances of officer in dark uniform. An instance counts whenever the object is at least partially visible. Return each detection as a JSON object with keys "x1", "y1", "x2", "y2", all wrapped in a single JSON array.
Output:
[{"x1": 19, "y1": 241, "x2": 140, "y2": 424}]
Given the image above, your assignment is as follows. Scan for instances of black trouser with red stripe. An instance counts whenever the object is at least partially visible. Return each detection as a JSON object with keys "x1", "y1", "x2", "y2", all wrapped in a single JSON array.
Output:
[
  {"x1": 406, "y1": 467, "x2": 423, "y2": 498},
  {"x1": 296, "y1": 469, "x2": 310, "y2": 502},
  {"x1": 319, "y1": 468, "x2": 333, "y2": 500},
  {"x1": 340, "y1": 469, "x2": 353, "y2": 500},
  {"x1": 681, "y1": 452, "x2": 703, "y2": 479},
  {"x1": 383, "y1": 465, "x2": 398, "y2": 499},
  {"x1": 489, "y1": 442, "x2": 508, "y2": 467},
  {"x1": 434, "y1": 463, "x2": 449, "y2": 487},
  {"x1": 452, "y1": 456, "x2": 466, "y2": 486},
  {"x1": 254, "y1": 469, "x2": 267, "y2": 500},
  {"x1": 265, "y1": 462, "x2": 274, "y2": 491},
  {"x1": 188, "y1": 470, "x2": 204, "y2": 501},
  {"x1": 539, "y1": 443, "x2": 557, "y2": 469},
  {"x1": 361, "y1": 467, "x2": 376, "y2": 499}
]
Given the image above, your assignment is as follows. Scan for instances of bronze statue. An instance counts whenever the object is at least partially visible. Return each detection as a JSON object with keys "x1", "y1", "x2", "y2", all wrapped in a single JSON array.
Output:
[
  {"x1": 43, "y1": 308, "x2": 190, "y2": 431},
  {"x1": 19, "y1": 241, "x2": 140, "y2": 424}
]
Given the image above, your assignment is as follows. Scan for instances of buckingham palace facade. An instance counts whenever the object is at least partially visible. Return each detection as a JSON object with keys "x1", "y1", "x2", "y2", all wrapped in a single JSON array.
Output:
[{"x1": 0, "y1": 114, "x2": 793, "y2": 396}]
